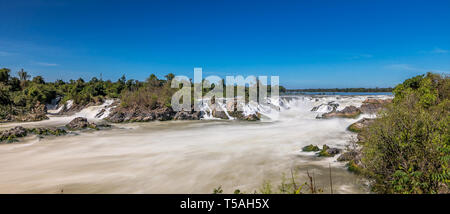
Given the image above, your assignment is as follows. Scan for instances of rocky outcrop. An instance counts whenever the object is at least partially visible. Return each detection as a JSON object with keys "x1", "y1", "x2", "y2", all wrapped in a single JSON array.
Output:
[
  {"x1": 173, "y1": 109, "x2": 203, "y2": 120},
  {"x1": 0, "y1": 126, "x2": 28, "y2": 142},
  {"x1": 1, "y1": 126, "x2": 69, "y2": 143},
  {"x1": 319, "y1": 106, "x2": 361, "y2": 119},
  {"x1": 302, "y1": 144, "x2": 320, "y2": 152},
  {"x1": 338, "y1": 149, "x2": 364, "y2": 173},
  {"x1": 66, "y1": 117, "x2": 98, "y2": 130},
  {"x1": 29, "y1": 127, "x2": 67, "y2": 136},
  {"x1": 6, "y1": 102, "x2": 49, "y2": 122},
  {"x1": 242, "y1": 113, "x2": 260, "y2": 121},
  {"x1": 318, "y1": 145, "x2": 342, "y2": 157},
  {"x1": 107, "y1": 101, "x2": 261, "y2": 122},
  {"x1": 302, "y1": 144, "x2": 342, "y2": 157},
  {"x1": 107, "y1": 106, "x2": 176, "y2": 123},
  {"x1": 347, "y1": 118, "x2": 375, "y2": 133},
  {"x1": 315, "y1": 98, "x2": 392, "y2": 119},
  {"x1": 337, "y1": 150, "x2": 360, "y2": 162},
  {"x1": 311, "y1": 102, "x2": 339, "y2": 112},
  {"x1": 359, "y1": 98, "x2": 392, "y2": 114}
]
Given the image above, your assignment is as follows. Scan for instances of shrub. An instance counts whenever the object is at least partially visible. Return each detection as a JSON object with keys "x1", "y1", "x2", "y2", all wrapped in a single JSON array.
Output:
[{"x1": 361, "y1": 73, "x2": 449, "y2": 194}]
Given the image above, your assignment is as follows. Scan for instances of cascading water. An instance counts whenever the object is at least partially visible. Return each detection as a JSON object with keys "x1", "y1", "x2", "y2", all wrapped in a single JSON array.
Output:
[
  {"x1": 198, "y1": 94, "x2": 391, "y2": 121},
  {"x1": 0, "y1": 94, "x2": 392, "y2": 193}
]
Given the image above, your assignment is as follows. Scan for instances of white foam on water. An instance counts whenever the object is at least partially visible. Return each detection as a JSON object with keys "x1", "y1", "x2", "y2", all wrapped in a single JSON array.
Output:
[{"x1": 0, "y1": 95, "x2": 392, "y2": 193}]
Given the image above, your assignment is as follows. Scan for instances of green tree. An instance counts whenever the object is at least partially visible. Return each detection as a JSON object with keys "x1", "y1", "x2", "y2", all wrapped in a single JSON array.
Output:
[
  {"x1": 0, "y1": 68, "x2": 11, "y2": 83},
  {"x1": 32, "y1": 76, "x2": 45, "y2": 84},
  {"x1": 361, "y1": 73, "x2": 449, "y2": 194}
]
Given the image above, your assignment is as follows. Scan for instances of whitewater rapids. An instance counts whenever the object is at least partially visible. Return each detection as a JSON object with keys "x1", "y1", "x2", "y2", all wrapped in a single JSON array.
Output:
[{"x1": 0, "y1": 94, "x2": 391, "y2": 193}]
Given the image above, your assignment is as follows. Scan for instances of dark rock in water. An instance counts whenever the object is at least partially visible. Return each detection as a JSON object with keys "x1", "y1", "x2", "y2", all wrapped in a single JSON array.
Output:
[
  {"x1": 302, "y1": 144, "x2": 320, "y2": 152},
  {"x1": 318, "y1": 144, "x2": 342, "y2": 157},
  {"x1": 211, "y1": 107, "x2": 229, "y2": 119},
  {"x1": 173, "y1": 109, "x2": 203, "y2": 120},
  {"x1": 0, "y1": 126, "x2": 28, "y2": 142},
  {"x1": 29, "y1": 127, "x2": 67, "y2": 136},
  {"x1": 108, "y1": 112, "x2": 126, "y2": 123},
  {"x1": 66, "y1": 117, "x2": 97, "y2": 130},
  {"x1": 327, "y1": 147, "x2": 342, "y2": 155},
  {"x1": 153, "y1": 107, "x2": 175, "y2": 121},
  {"x1": 359, "y1": 98, "x2": 392, "y2": 114},
  {"x1": 95, "y1": 109, "x2": 106, "y2": 118},
  {"x1": 320, "y1": 106, "x2": 361, "y2": 119},
  {"x1": 311, "y1": 102, "x2": 339, "y2": 112},
  {"x1": 347, "y1": 118, "x2": 375, "y2": 133},
  {"x1": 243, "y1": 113, "x2": 260, "y2": 121}
]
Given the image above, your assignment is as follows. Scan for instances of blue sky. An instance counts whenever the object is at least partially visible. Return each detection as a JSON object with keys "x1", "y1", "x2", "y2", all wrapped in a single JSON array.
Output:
[{"x1": 0, "y1": 0, "x2": 449, "y2": 88}]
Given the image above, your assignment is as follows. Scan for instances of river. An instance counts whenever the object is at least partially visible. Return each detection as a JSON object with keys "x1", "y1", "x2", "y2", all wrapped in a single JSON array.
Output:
[{"x1": 0, "y1": 94, "x2": 391, "y2": 193}]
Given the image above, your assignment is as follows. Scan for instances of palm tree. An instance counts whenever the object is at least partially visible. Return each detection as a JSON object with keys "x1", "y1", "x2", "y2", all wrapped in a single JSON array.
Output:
[
  {"x1": 17, "y1": 68, "x2": 30, "y2": 88},
  {"x1": 18, "y1": 68, "x2": 30, "y2": 81}
]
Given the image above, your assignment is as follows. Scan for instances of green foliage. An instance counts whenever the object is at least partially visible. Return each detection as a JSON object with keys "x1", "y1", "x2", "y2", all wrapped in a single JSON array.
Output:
[
  {"x1": 0, "y1": 67, "x2": 288, "y2": 122},
  {"x1": 120, "y1": 76, "x2": 176, "y2": 110},
  {"x1": 0, "y1": 68, "x2": 11, "y2": 83},
  {"x1": 213, "y1": 170, "x2": 325, "y2": 194},
  {"x1": 346, "y1": 160, "x2": 362, "y2": 174},
  {"x1": 361, "y1": 73, "x2": 449, "y2": 194}
]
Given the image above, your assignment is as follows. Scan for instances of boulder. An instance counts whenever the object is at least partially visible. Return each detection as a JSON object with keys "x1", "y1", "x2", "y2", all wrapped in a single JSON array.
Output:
[
  {"x1": 311, "y1": 102, "x2": 339, "y2": 112},
  {"x1": 320, "y1": 106, "x2": 361, "y2": 119},
  {"x1": 337, "y1": 151, "x2": 360, "y2": 162},
  {"x1": 0, "y1": 126, "x2": 28, "y2": 142},
  {"x1": 29, "y1": 127, "x2": 67, "y2": 136},
  {"x1": 66, "y1": 117, "x2": 97, "y2": 130},
  {"x1": 153, "y1": 107, "x2": 175, "y2": 121},
  {"x1": 318, "y1": 144, "x2": 342, "y2": 157},
  {"x1": 243, "y1": 113, "x2": 260, "y2": 121},
  {"x1": 347, "y1": 118, "x2": 375, "y2": 133},
  {"x1": 359, "y1": 98, "x2": 392, "y2": 114},
  {"x1": 302, "y1": 144, "x2": 320, "y2": 152},
  {"x1": 173, "y1": 109, "x2": 203, "y2": 120},
  {"x1": 211, "y1": 107, "x2": 230, "y2": 119}
]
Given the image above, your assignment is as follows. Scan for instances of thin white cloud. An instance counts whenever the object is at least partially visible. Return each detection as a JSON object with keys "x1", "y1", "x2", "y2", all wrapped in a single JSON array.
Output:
[
  {"x1": 431, "y1": 48, "x2": 448, "y2": 54},
  {"x1": 347, "y1": 54, "x2": 373, "y2": 60},
  {"x1": 386, "y1": 64, "x2": 419, "y2": 71},
  {"x1": 0, "y1": 51, "x2": 13, "y2": 56},
  {"x1": 36, "y1": 62, "x2": 59, "y2": 66},
  {"x1": 386, "y1": 64, "x2": 450, "y2": 73},
  {"x1": 420, "y1": 47, "x2": 449, "y2": 54}
]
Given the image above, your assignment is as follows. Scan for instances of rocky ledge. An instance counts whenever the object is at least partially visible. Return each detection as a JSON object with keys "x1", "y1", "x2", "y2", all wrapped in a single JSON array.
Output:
[
  {"x1": 301, "y1": 144, "x2": 342, "y2": 157},
  {"x1": 0, "y1": 102, "x2": 48, "y2": 123},
  {"x1": 359, "y1": 98, "x2": 392, "y2": 114},
  {"x1": 319, "y1": 106, "x2": 361, "y2": 119},
  {"x1": 1, "y1": 117, "x2": 108, "y2": 143},
  {"x1": 106, "y1": 102, "x2": 260, "y2": 123},
  {"x1": 107, "y1": 105, "x2": 176, "y2": 123},
  {"x1": 315, "y1": 98, "x2": 392, "y2": 119},
  {"x1": 66, "y1": 117, "x2": 100, "y2": 130},
  {"x1": 0, "y1": 126, "x2": 67, "y2": 143},
  {"x1": 347, "y1": 118, "x2": 375, "y2": 133}
]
